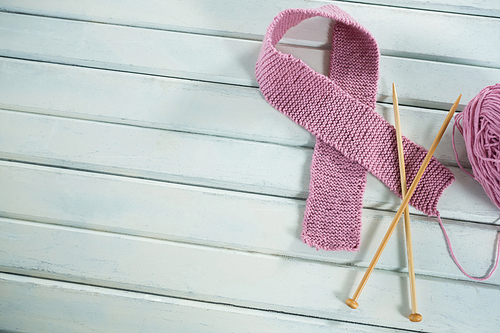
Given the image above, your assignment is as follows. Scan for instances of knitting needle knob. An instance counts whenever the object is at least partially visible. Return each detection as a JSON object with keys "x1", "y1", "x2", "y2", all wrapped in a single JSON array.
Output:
[
  {"x1": 409, "y1": 313, "x2": 423, "y2": 322},
  {"x1": 346, "y1": 298, "x2": 358, "y2": 309}
]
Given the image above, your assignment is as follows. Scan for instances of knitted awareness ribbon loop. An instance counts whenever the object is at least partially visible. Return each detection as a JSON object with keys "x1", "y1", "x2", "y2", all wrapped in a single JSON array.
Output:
[{"x1": 256, "y1": 5, "x2": 455, "y2": 251}]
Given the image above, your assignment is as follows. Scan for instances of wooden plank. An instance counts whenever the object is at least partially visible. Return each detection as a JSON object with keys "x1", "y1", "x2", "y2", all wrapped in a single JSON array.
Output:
[
  {"x1": 0, "y1": 0, "x2": 498, "y2": 65},
  {"x1": 0, "y1": 161, "x2": 498, "y2": 284},
  {"x1": 331, "y1": 0, "x2": 500, "y2": 17},
  {"x1": 0, "y1": 273, "x2": 404, "y2": 333},
  {"x1": 0, "y1": 57, "x2": 470, "y2": 167},
  {"x1": 1, "y1": 218, "x2": 499, "y2": 332},
  {"x1": 0, "y1": 110, "x2": 496, "y2": 222},
  {"x1": 0, "y1": 13, "x2": 498, "y2": 109},
  {"x1": 0, "y1": 109, "x2": 312, "y2": 199}
]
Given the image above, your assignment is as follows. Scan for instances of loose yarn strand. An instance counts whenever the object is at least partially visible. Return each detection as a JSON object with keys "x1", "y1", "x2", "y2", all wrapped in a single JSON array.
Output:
[
  {"x1": 448, "y1": 84, "x2": 500, "y2": 280},
  {"x1": 437, "y1": 213, "x2": 500, "y2": 281}
]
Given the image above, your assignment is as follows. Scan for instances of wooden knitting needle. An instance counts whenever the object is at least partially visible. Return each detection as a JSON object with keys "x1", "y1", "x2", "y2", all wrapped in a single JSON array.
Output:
[
  {"x1": 392, "y1": 83, "x2": 422, "y2": 323},
  {"x1": 346, "y1": 93, "x2": 461, "y2": 311}
]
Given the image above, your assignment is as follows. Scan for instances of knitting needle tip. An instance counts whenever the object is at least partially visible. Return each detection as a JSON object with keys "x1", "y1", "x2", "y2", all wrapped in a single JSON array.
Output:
[
  {"x1": 409, "y1": 313, "x2": 423, "y2": 322},
  {"x1": 346, "y1": 298, "x2": 358, "y2": 309}
]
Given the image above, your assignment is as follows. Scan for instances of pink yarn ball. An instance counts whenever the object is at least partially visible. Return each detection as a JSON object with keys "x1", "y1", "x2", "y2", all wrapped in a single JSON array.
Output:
[{"x1": 454, "y1": 84, "x2": 500, "y2": 209}]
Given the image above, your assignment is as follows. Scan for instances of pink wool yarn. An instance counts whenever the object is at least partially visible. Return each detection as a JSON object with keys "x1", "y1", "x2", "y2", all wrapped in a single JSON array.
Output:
[
  {"x1": 454, "y1": 84, "x2": 500, "y2": 208},
  {"x1": 447, "y1": 84, "x2": 500, "y2": 281},
  {"x1": 256, "y1": 5, "x2": 455, "y2": 251}
]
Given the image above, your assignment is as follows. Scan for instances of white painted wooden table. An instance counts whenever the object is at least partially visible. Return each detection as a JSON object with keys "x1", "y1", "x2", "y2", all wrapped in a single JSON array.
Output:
[{"x1": 1, "y1": 1, "x2": 499, "y2": 332}]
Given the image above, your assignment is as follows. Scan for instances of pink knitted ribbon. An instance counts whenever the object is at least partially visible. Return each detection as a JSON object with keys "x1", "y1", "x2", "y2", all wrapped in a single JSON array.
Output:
[{"x1": 256, "y1": 5, "x2": 455, "y2": 251}]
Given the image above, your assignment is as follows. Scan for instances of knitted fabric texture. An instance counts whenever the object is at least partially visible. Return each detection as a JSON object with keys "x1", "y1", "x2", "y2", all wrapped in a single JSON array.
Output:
[{"x1": 255, "y1": 5, "x2": 455, "y2": 251}]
